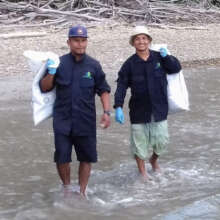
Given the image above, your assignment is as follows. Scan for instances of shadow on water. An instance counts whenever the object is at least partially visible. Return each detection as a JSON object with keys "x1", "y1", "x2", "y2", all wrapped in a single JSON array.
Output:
[{"x1": 0, "y1": 66, "x2": 220, "y2": 220}]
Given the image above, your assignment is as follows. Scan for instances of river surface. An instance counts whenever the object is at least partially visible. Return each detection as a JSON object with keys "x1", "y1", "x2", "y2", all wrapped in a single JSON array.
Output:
[{"x1": 0, "y1": 66, "x2": 220, "y2": 220}]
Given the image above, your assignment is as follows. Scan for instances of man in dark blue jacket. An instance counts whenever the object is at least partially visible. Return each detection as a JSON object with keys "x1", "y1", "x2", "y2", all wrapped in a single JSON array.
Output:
[
  {"x1": 114, "y1": 26, "x2": 181, "y2": 180},
  {"x1": 40, "y1": 25, "x2": 111, "y2": 197}
]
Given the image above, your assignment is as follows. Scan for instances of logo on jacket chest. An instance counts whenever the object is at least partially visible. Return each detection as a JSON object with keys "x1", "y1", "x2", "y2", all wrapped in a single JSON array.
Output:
[
  {"x1": 82, "y1": 71, "x2": 92, "y2": 79},
  {"x1": 155, "y1": 62, "x2": 161, "y2": 69}
]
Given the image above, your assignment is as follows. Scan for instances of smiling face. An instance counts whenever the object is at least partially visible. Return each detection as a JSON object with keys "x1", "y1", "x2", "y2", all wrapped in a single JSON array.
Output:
[
  {"x1": 132, "y1": 34, "x2": 152, "y2": 52},
  {"x1": 67, "y1": 37, "x2": 88, "y2": 56}
]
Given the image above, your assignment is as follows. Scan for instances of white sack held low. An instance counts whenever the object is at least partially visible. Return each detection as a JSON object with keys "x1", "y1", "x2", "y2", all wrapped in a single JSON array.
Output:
[
  {"x1": 150, "y1": 44, "x2": 190, "y2": 114},
  {"x1": 23, "y1": 50, "x2": 60, "y2": 126},
  {"x1": 166, "y1": 70, "x2": 189, "y2": 114}
]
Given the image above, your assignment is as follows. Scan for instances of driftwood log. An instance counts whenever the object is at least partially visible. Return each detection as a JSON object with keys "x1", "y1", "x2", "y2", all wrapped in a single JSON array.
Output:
[{"x1": 0, "y1": 0, "x2": 220, "y2": 28}]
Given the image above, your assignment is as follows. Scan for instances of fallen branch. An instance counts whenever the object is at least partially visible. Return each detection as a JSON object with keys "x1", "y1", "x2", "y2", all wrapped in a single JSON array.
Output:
[
  {"x1": 0, "y1": 16, "x2": 26, "y2": 24},
  {"x1": 0, "y1": 0, "x2": 220, "y2": 27},
  {"x1": 148, "y1": 23, "x2": 209, "y2": 30},
  {"x1": 35, "y1": 7, "x2": 104, "y2": 22},
  {"x1": 0, "y1": 31, "x2": 47, "y2": 39}
]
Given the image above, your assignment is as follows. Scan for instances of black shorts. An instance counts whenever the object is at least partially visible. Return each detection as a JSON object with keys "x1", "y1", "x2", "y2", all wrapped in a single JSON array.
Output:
[{"x1": 54, "y1": 133, "x2": 97, "y2": 164}]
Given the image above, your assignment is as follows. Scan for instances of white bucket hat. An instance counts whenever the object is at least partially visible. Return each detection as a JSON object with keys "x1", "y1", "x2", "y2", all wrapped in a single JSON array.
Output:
[{"x1": 129, "y1": 26, "x2": 152, "y2": 46}]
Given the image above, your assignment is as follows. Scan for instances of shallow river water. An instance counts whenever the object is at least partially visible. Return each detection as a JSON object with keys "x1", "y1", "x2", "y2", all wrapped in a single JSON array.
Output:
[{"x1": 0, "y1": 66, "x2": 220, "y2": 220}]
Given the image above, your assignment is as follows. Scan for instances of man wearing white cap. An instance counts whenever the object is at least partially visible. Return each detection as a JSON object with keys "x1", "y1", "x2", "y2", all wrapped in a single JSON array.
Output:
[{"x1": 114, "y1": 26, "x2": 181, "y2": 180}]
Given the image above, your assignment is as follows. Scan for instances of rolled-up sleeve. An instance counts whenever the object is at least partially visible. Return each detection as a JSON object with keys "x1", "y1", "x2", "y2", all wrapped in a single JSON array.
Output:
[
  {"x1": 94, "y1": 62, "x2": 111, "y2": 96},
  {"x1": 114, "y1": 61, "x2": 130, "y2": 108}
]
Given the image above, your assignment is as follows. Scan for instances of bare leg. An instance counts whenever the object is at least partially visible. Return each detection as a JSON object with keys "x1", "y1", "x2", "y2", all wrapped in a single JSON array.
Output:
[
  {"x1": 78, "y1": 162, "x2": 91, "y2": 196},
  {"x1": 56, "y1": 163, "x2": 72, "y2": 197},
  {"x1": 149, "y1": 152, "x2": 160, "y2": 172},
  {"x1": 135, "y1": 155, "x2": 148, "y2": 180},
  {"x1": 56, "y1": 163, "x2": 71, "y2": 185}
]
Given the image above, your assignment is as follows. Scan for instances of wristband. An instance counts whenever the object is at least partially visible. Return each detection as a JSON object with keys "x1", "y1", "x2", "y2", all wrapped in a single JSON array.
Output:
[{"x1": 104, "y1": 110, "x2": 111, "y2": 116}]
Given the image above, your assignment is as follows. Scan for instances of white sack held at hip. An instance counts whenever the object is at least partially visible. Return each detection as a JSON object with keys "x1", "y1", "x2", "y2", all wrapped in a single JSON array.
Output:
[
  {"x1": 166, "y1": 69, "x2": 189, "y2": 114},
  {"x1": 150, "y1": 44, "x2": 190, "y2": 114},
  {"x1": 23, "y1": 50, "x2": 60, "y2": 126}
]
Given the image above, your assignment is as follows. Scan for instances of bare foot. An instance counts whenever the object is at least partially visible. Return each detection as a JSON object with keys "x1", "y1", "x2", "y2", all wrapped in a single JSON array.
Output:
[
  {"x1": 62, "y1": 185, "x2": 74, "y2": 198},
  {"x1": 149, "y1": 157, "x2": 160, "y2": 172},
  {"x1": 62, "y1": 185, "x2": 85, "y2": 199},
  {"x1": 142, "y1": 174, "x2": 148, "y2": 182},
  {"x1": 139, "y1": 173, "x2": 152, "y2": 183}
]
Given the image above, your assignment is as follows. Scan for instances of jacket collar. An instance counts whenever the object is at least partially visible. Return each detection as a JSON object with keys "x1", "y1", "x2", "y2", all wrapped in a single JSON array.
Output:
[
  {"x1": 133, "y1": 50, "x2": 154, "y2": 63},
  {"x1": 70, "y1": 52, "x2": 86, "y2": 63}
]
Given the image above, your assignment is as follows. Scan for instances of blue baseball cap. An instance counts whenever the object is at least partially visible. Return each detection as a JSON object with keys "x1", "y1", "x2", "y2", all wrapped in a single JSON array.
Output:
[{"x1": 68, "y1": 25, "x2": 88, "y2": 38}]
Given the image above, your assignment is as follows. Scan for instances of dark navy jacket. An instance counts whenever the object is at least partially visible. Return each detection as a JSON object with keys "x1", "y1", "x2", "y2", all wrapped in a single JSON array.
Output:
[
  {"x1": 114, "y1": 50, "x2": 181, "y2": 123},
  {"x1": 53, "y1": 53, "x2": 110, "y2": 136}
]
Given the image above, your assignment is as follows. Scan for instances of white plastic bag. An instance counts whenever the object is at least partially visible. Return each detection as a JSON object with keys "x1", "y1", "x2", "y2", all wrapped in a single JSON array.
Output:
[
  {"x1": 23, "y1": 50, "x2": 60, "y2": 126},
  {"x1": 167, "y1": 70, "x2": 189, "y2": 114},
  {"x1": 150, "y1": 44, "x2": 189, "y2": 114}
]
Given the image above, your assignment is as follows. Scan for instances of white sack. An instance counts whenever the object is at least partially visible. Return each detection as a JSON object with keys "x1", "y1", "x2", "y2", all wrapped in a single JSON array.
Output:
[
  {"x1": 166, "y1": 70, "x2": 189, "y2": 114},
  {"x1": 150, "y1": 44, "x2": 189, "y2": 114},
  {"x1": 23, "y1": 50, "x2": 60, "y2": 126}
]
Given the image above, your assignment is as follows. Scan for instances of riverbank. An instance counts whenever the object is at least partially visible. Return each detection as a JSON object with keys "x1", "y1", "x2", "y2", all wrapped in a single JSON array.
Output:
[{"x1": 0, "y1": 22, "x2": 220, "y2": 78}]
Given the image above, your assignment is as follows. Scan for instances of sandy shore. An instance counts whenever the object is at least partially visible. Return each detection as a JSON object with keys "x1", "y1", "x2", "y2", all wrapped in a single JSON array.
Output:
[{"x1": 0, "y1": 23, "x2": 220, "y2": 79}]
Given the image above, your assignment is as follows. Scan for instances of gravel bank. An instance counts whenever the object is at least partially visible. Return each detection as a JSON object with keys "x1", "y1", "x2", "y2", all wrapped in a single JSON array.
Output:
[{"x1": 0, "y1": 23, "x2": 220, "y2": 79}]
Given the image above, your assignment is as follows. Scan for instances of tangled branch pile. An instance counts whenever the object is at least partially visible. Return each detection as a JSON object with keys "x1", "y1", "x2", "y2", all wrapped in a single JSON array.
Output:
[{"x1": 1, "y1": 0, "x2": 220, "y2": 27}]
